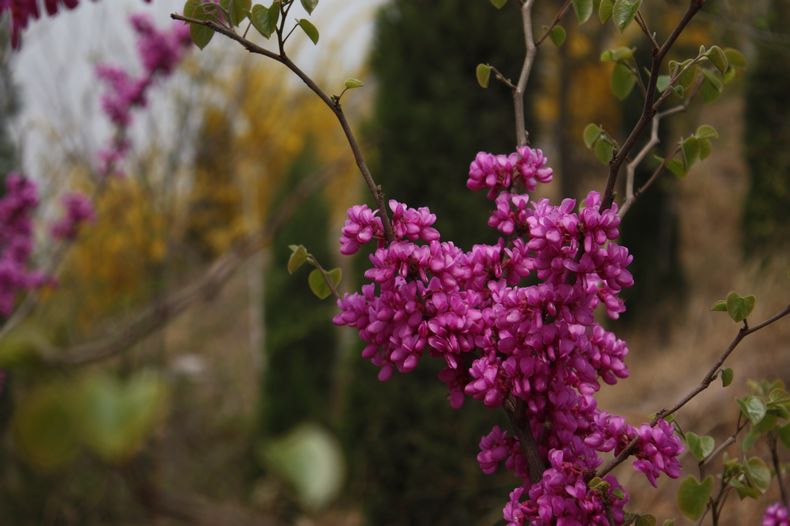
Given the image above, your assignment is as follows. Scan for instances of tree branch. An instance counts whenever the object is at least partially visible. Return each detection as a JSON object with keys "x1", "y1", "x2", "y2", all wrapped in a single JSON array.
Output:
[
  {"x1": 505, "y1": 395, "x2": 546, "y2": 483},
  {"x1": 596, "y1": 304, "x2": 790, "y2": 477},
  {"x1": 513, "y1": 0, "x2": 537, "y2": 147},
  {"x1": 600, "y1": 0, "x2": 705, "y2": 210},
  {"x1": 171, "y1": 13, "x2": 395, "y2": 242},
  {"x1": 534, "y1": 0, "x2": 572, "y2": 47}
]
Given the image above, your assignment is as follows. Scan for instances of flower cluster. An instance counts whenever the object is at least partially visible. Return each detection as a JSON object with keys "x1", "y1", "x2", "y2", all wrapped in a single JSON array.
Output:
[
  {"x1": 50, "y1": 191, "x2": 94, "y2": 240},
  {"x1": 0, "y1": 0, "x2": 152, "y2": 48},
  {"x1": 765, "y1": 503, "x2": 790, "y2": 526},
  {"x1": 0, "y1": 174, "x2": 44, "y2": 315},
  {"x1": 95, "y1": 13, "x2": 190, "y2": 176},
  {"x1": 334, "y1": 146, "x2": 684, "y2": 524}
]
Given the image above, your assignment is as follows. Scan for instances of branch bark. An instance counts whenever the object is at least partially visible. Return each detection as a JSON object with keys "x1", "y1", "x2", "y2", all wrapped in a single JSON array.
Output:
[{"x1": 513, "y1": 0, "x2": 537, "y2": 147}]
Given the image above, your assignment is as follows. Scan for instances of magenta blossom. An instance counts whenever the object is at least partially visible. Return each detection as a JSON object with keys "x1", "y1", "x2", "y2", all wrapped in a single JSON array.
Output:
[
  {"x1": 764, "y1": 503, "x2": 790, "y2": 526},
  {"x1": 50, "y1": 191, "x2": 94, "y2": 240}
]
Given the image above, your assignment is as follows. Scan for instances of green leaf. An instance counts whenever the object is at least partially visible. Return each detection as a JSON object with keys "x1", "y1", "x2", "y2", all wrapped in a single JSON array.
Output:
[
  {"x1": 701, "y1": 68, "x2": 723, "y2": 102},
  {"x1": 745, "y1": 457, "x2": 771, "y2": 493},
  {"x1": 711, "y1": 299, "x2": 727, "y2": 312},
  {"x1": 706, "y1": 45, "x2": 728, "y2": 74},
  {"x1": 611, "y1": 62, "x2": 636, "y2": 100},
  {"x1": 612, "y1": 0, "x2": 642, "y2": 31},
  {"x1": 598, "y1": 0, "x2": 613, "y2": 22},
  {"x1": 583, "y1": 123, "x2": 602, "y2": 148},
  {"x1": 777, "y1": 423, "x2": 790, "y2": 449},
  {"x1": 600, "y1": 46, "x2": 634, "y2": 62},
  {"x1": 656, "y1": 74, "x2": 671, "y2": 92},
  {"x1": 490, "y1": 0, "x2": 508, "y2": 8},
  {"x1": 308, "y1": 268, "x2": 341, "y2": 300},
  {"x1": 12, "y1": 382, "x2": 80, "y2": 470},
  {"x1": 183, "y1": 0, "x2": 215, "y2": 49},
  {"x1": 288, "y1": 245, "x2": 308, "y2": 274},
  {"x1": 549, "y1": 25, "x2": 567, "y2": 47},
  {"x1": 635, "y1": 515, "x2": 657, "y2": 526},
  {"x1": 698, "y1": 139, "x2": 712, "y2": 160},
  {"x1": 78, "y1": 372, "x2": 168, "y2": 463},
  {"x1": 726, "y1": 291, "x2": 755, "y2": 322},
  {"x1": 695, "y1": 124, "x2": 719, "y2": 140},
  {"x1": 476, "y1": 63, "x2": 492, "y2": 89},
  {"x1": 730, "y1": 477, "x2": 762, "y2": 499},
  {"x1": 724, "y1": 48, "x2": 747, "y2": 69},
  {"x1": 258, "y1": 424, "x2": 345, "y2": 511},
  {"x1": 251, "y1": 3, "x2": 279, "y2": 39},
  {"x1": 721, "y1": 367, "x2": 734, "y2": 387},
  {"x1": 344, "y1": 78, "x2": 364, "y2": 90},
  {"x1": 738, "y1": 395, "x2": 767, "y2": 425},
  {"x1": 594, "y1": 139, "x2": 614, "y2": 164},
  {"x1": 588, "y1": 476, "x2": 609, "y2": 490},
  {"x1": 742, "y1": 428, "x2": 760, "y2": 451},
  {"x1": 572, "y1": 0, "x2": 594, "y2": 23},
  {"x1": 300, "y1": 0, "x2": 319, "y2": 15},
  {"x1": 666, "y1": 158, "x2": 686, "y2": 178},
  {"x1": 685, "y1": 431, "x2": 716, "y2": 461},
  {"x1": 298, "y1": 18, "x2": 319, "y2": 44},
  {"x1": 677, "y1": 475, "x2": 713, "y2": 520},
  {"x1": 681, "y1": 136, "x2": 700, "y2": 168},
  {"x1": 221, "y1": 0, "x2": 252, "y2": 26}
]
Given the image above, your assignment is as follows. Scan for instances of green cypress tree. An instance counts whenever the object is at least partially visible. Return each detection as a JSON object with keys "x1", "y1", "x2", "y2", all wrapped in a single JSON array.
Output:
[
  {"x1": 260, "y1": 138, "x2": 337, "y2": 436},
  {"x1": 742, "y1": 0, "x2": 790, "y2": 256},
  {"x1": 342, "y1": 1, "x2": 533, "y2": 523}
]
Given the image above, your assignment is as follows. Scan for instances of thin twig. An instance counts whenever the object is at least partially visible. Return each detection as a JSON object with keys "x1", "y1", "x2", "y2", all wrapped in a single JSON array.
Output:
[
  {"x1": 770, "y1": 433, "x2": 790, "y2": 509},
  {"x1": 601, "y1": 0, "x2": 705, "y2": 210},
  {"x1": 171, "y1": 13, "x2": 395, "y2": 242},
  {"x1": 534, "y1": 0, "x2": 573, "y2": 47},
  {"x1": 504, "y1": 396, "x2": 546, "y2": 483},
  {"x1": 597, "y1": 304, "x2": 790, "y2": 477},
  {"x1": 513, "y1": 0, "x2": 537, "y2": 147}
]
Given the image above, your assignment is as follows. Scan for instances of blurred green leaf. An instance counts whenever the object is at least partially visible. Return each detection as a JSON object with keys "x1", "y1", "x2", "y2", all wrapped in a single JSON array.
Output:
[
  {"x1": 344, "y1": 78, "x2": 364, "y2": 90},
  {"x1": 721, "y1": 367, "x2": 734, "y2": 387},
  {"x1": 745, "y1": 457, "x2": 771, "y2": 493},
  {"x1": 259, "y1": 424, "x2": 345, "y2": 511},
  {"x1": 300, "y1": 0, "x2": 319, "y2": 15},
  {"x1": 476, "y1": 63, "x2": 492, "y2": 88},
  {"x1": 598, "y1": 0, "x2": 613, "y2": 22},
  {"x1": 549, "y1": 25, "x2": 567, "y2": 47},
  {"x1": 600, "y1": 46, "x2": 634, "y2": 62},
  {"x1": 685, "y1": 431, "x2": 715, "y2": 461},
  {"x1": 594, "y1": 138, "x2": 614, "y2": 164},
  {"x1": 612, "y1": 0, "x2": 641, "y2": 31},
  {"x1": 572, "y1": 0, "x2": 593, "y2": 23},
  {"x1": 288, "y1": 245, "x2": 308, "y2": 274},
  {"x1": 490, "y1": 0, "x2": 508, "y2": 8},
  {"x1": 611, "y1": 63, "x2": 636, "y2": 100},
  {"x1": 583, "y1": 123, "x2": 602, "y2": 148},
  {"x1": 738, "y1": 395, "x2": 767, "y2": 425}
]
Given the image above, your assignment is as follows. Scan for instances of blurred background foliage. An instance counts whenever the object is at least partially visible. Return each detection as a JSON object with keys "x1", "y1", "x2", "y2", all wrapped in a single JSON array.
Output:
[{"x1": 0, "y1": 0, "x2": 789, "y2": 525}]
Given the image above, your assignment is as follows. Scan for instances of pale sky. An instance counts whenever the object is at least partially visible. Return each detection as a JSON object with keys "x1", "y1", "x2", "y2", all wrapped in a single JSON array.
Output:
[{"x1": 10, "y1": 0, "x2": 386, "y2": 180}]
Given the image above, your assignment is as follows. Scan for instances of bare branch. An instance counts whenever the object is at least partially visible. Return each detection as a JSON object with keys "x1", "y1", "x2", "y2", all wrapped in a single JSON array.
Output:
[
  {"x1": 505, "y1": 396, "x2": 546, "y2": 483},
  {"x1": 514, "y1": 0, "x2": 537, "y2": 147}
]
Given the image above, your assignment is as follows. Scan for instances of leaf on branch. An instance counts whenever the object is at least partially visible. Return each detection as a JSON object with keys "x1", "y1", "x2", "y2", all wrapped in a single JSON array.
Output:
[
  {"x1": 677, "y1": 475, "x2": 713, "y2": 520},
  {"x1": 583, "y1": 123, "x2": 602, "y2": 148},
  {"x1": 600, "y1": 46, "x2": 634, "y2": 62},
  {"x1": 737, "y1": 395, "x2": 767, "y2": 425},
  {"x1": 695, "y1": 124, "x2": 719, "y2": 140},
  {"x1": 684, "y1": 431, "x2": 715, "y2": 461},
  {"x1": 308, "y1": 268, "x2": 341, "y2": 300},
  {"x1": 744, "y1": 457, "x2": 771, "y2": 493},
  {"x1": 183, "y1": 0, "x2": 215, "y2": 49},
  {"x1": 298, "y1": 18, "x2": 320, "y2": 44},
  {"x1": 706, "y1": 45, "x2": 729, "y2": 74},
  {"x1": 476, "y1": 63, "x2": 492, "y2": 88},
  {"x1": 724, "y1": 48, "x2": 747, "y2": 69},
  {"x1": 612, "y1": 0, "x2": 641, "y2": 31},
  {"x1": 721, "y1": 367, "x2": 734, "y2": 387},
  {"x1": 300, "y1": 0, "x2": 319, "y2": 15},
  {"x1": 548, "y1": 25, "x2": 567, "y2": 47},
  {"x1": 594, "y1": 139, "x2": 614, "y2": 164},
  {"x1": 611, "y1": 62, "x2": 636, "y2": 100},
  {"x1": 598, "y1": 0, "x2": 613, "y2": 23},
  {"x1": 220, "y1": 0, "x2": 252, "y2": 26},
  {"x1": 725, "y1": 291, "x2": 755, "y2": 322},
  {"x1": 287, "y1": 245, "x2": 308, "y2": 274},
  {"x1": 572, "y1": 0, "x2": 593, "y2": 24},
  {"x1": 251, "y1": 3, "x2": 279, "y2": 39},
  {"x1": 489, "y1": 0, "x2": 508, "y2": 9},
  {"x1": 344, "y1": 78, "x2": 364, "y2": 90}
]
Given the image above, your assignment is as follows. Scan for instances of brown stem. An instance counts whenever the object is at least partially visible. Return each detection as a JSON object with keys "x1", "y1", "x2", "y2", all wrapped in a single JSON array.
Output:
[
  {"x1": 601, "y1": 0, "x2": 705, "y2": 210},
  {"x1": 513, "y1": 0, "x2": 537, "y2": 147},
  {"x1": 505, "y1": 395, "x2": 546, "y2": 483},
  {"x1": 770, "y1": 434, "x2": 790, "y2": 509}
]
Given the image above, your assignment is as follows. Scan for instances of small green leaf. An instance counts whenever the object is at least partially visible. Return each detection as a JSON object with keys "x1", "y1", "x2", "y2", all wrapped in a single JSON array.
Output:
[
  {"x1": 721, "y1": 367, "x2": 733, "y2": 387},
  {"x1": 583, "y1": 123, "x2": 602, "y2": 148},
  {"x1": 490, "y1": 0, "x2": 508, "y2": 8},
  {"x1": 298, "y1": 18, "x2": 320, "y2": 44},
  {"x1": 612, "y1": 0, "x2": 642, "y2": 31},
  {"x1": 742, "y1": 428, "x2": 760, "y2": 451},
  {"x1": 222, "y1": 0, "x2": 252, "y2": 26},
  {"x1": 183, "y1": 0, "x2": 215, "y2": 49},
  {"x1": 588, "y1": 476, "x2": 609, "y2": 490},
  {"x1": 656, "y1": 74, "x2": 671, "y2": 92},
  {"x1": 598, "y1": 0, "x2": 613, "y2": 22},
  {"x1": 344, "y1": 78, "x2": 364, "y2": 90},
  {"x1": 300, "y1": 0, "x2": 319, "y2": 15},
  {"x1": 737, "y1": 395, "x2": 767, "y2": 425},
  {"x1": 681, "y1": 136, "x2": 700, "y2": 168},
  {"x1": 724, "y1": 48, "x2": 747, "y2": 69},
  {"x1": 698, "y1": 139, "x2": 712, "y2": 160},
  {"x1": 476, "y1": 63, "x2": 492, "y2": 89},
  {"x1": 696, "y1": 124, "x2": 719, "y2": 140},
  {"x1": 745, "y1": 457, "x2": 771, "y2": 493},
  {"x1": 549, "y1": 25, "x2": 567, "y2": 47},
  {"x1": 666, "y1": 158, "x2": 686, "y2": 178},
  {"x1": 711, "y1": 300, "x2": 727, "y2": 312},
  {"x1": 726, "y1": 291, "x2": 755, "y2": 322},
  {"x1": 635, "y1": 515, "x2": 657, "y2": 526},
  {"x1": 611, "y1": 62, "x2": 636, "y2": 100},
  {"x1": 677, "y1": 475, "x2": 713, "y2": 520},
  {"x1": 600, "y1": 46, "x2": 634, "y2": 62},
  {"x1": 730, "y1": 477, "x2": 762, "y2": 499},
  {"x1": 308, "y1": 268, "x2": 341, "y2": 300},
  {"x1": 572, "y1": 0, "x2": 594, "y2": 23},
  {"x1": 706, "y1": 45, "x2": 728, "y2": 74},
  {"x1": 594, "y1": 139, "x2": 614, "y2": 164},
  {"x1": 288, "y1": 245, "x2": 308, "y2": 274},
  {"x1": 251, "y1": 3, "x2": 279, "y2": 39},
  {"x1": 685, "y1": 431, "x2": 715, "y2": 461}
]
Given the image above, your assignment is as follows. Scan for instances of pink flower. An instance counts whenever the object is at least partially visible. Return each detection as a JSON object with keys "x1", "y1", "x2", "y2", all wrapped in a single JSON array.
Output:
[
  {"x1": 764, "y1": 502, "x2": 790, "y2": 526},
  {"x1": 50, "y1": 192, "x2": 95, "y2": 240}
]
